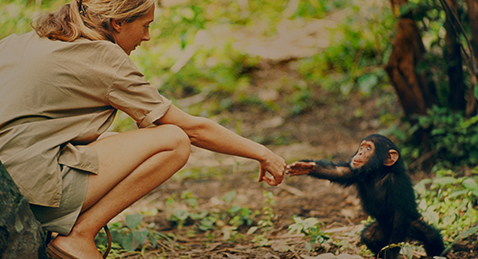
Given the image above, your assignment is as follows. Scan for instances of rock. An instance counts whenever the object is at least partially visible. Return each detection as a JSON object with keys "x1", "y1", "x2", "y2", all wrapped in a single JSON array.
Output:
[{"x1": 0, "y1": 161, "x2": 47, "y2": 259}]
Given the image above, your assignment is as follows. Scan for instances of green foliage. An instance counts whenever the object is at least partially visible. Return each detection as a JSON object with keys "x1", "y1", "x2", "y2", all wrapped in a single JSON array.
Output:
[
  {"x1": 95, "y1": 191, "x2": 274, "y2": 257},
  {"x1": 297, "y1": 3, "x2": 395, "y2": 97},
  {"x1": 288, "y1": 216, "x2": 330, "y2": 252},
  {"x1": 443, "y1": 224, "x2": 478, "y2": 255},
  {"x1": 256, "y1": 191, "x2": 276, "y2": 231},
  {"x1": 291, "y1": 0, "x2": 348, "y2": 19},
  {"x1": 402, "y1": 0, "x2": 478, "y2": 110},
  {"x1": 99, "y1": 189, "x2": 279, "y2": 254},
  {"x1": 165, "y1": 190, "x2": 277, "y2": 242},
  {"x1": 95, "y1": 215, "x2": 171, "y2": 254},
  {"x1": 414, "y1": 168, "x2": 478, "y2": 242},
  {"x1": 131, "y1": 0, "x2": 356, "y2": 121},
  {"x1": 408, "y1": 106, "x2": 478, "y2": 168},
  {"x1": 0, "y1": 0, "x2": 72, "y2": 40},
  {"x1": 285, "y1": 81, "x2": 314, "y2": 115}
]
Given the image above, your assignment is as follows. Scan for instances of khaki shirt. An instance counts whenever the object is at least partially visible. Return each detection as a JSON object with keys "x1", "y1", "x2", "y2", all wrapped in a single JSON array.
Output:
[{"x1": 0, "y1": 32, "x2": 172, "y2": 207}]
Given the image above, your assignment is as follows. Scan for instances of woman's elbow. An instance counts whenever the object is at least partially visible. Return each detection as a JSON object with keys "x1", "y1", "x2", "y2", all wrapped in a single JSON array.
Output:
[{"x1": 184, "y1": 116, "x2": 212, "y2": 144}]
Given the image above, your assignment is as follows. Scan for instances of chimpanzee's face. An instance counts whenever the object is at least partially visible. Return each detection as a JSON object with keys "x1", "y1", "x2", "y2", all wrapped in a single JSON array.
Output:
[{"x1": 350, "y1": 140, "x2": 375, "y2": 169}]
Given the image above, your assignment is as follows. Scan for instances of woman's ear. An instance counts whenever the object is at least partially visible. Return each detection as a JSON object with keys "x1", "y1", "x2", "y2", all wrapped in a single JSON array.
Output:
[
  {"x1": 384, "y1": 150, "x2": 399, "y2": 166},
  {"x1": 111, "y1": 19, "x2": 123, "y2": 33}
]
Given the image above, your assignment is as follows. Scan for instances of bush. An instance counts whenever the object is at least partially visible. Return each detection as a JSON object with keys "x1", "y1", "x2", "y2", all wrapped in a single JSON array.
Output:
[{"x1": 408, "y1": 106, "x2": 478, "y2": 168}]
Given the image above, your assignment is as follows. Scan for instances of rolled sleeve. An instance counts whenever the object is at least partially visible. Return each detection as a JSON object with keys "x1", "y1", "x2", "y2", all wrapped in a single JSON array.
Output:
[
  {"x1": 108, "y1": 57, "x2": 172, "y2": 127},
  {"x1": 138, "y1": 101, "x2": 171, "y2": 128}
]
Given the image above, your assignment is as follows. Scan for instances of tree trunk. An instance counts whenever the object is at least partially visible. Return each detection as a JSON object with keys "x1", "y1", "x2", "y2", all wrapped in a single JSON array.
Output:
[
  {"x1": 0, "y1": 161, "x2": 48, "y2": 259},
  {"x1": 385, "y1": 0, "x2": 439, "y2": 170},
  {"x1": 444, "y1": 0, "x2": 466, "y2": 111},
  {"x1": 385, "y1": 0, "x2": 438, "y2": 118},
  {"x1": 465, "y1": 0, "x2": 478, "y2": 116}
]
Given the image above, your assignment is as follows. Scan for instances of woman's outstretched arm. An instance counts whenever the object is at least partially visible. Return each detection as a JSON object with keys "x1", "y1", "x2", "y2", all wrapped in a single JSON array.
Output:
[{"x1": 156, "y1": 105, "x2": 286, "y2": 186}]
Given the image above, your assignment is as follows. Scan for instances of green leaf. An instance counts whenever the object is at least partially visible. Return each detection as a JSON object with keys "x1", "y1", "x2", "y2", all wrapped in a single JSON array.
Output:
[
  {"x1": 301, "y1": 217, "x2": 319, "y2": 230},
  {"x1": 184, "y1": 198, "x2": 198, "y2": 208},
  {"x1": 247, "y1": 226, "x2": 259, "y2": 235},
  {"x1": 132, "y1": 229, "x2": 149, "y2": 246},
  {"x1": 122, "y1": 232, "x2": 140, "y2": 252},
  {"x1": 421, "y1": 210, "x2": 439, "y2": 225},
  {"x1": 228, "y1": 205, "x2": 241, "y2": 214},
  {"x1": 462, "y1": 178, "x2": 478, "y2": 192},
  {"x1": 414, "y1": 179, "x2": 431, "y2": 196},
  {"x1": 441, "y1": 214, "x2": 456, "y2": 226},
  {"x1": 432, "y1": 177, "x2": 457, "y2": 187},
  {"x1": 287, "y1": 224, "x2": 302, "y2": 235},
  {"x1": 190, "y1": 210, "x2": 208, "y2": 220},
  {"x1": 447, "y1": 190, "x2": 468, "y2": 199},
  {"x1": 148, "y1": 232, "x2": 158, "y2": 246},
  {"x1": 198, "y1": 216, "x2": 216, "y2": 231},
  {"x1": 418, "y1": 199, "x2": 428, "y2": 211},
  {"x1": 173, "y1": 209, "x2": 189, "y2": 221},
  {"x1": 458, "y1": 115, "x2": 478, "y2": 129},
  {"x1": 475, "y1": 82, "x2": 478, "y2": 100},
  {"x1": 125, "y1": 214, "x2": 143, "y2": 230},
  {"x1": 400, "y1": 243, "x2": 414, "y2": 259}
]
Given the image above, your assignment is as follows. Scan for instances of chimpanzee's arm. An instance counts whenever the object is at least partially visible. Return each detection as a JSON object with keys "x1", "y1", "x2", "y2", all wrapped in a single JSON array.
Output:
[
  {"x1": 287, "y1": 159, "x2": 357, "y2": 186},
  {"x1": 386, "y1": 174, "x2": 419, "y2": 248}
]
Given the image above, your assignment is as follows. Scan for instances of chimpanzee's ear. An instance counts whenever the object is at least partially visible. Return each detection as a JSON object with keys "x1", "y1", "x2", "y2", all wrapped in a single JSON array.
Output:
[{"x1": 384, "y1": 150, "x2": 399, "y2": 166}]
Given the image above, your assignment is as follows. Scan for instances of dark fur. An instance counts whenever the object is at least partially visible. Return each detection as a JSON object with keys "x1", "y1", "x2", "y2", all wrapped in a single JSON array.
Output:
[{"x1": 300, "y1": 134, "x2": 444, "y2": 258}]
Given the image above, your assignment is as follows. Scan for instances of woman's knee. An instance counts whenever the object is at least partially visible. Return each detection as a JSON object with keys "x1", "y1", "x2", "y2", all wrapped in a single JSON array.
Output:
[{"x1": 154, "y1": 124, "x2": 191, "y2": 158}]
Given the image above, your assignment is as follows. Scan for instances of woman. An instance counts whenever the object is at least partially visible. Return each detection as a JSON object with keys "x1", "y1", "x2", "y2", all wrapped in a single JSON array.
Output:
[{"x1": 0, "y1": 0, "x2": 286, "y2": 258}]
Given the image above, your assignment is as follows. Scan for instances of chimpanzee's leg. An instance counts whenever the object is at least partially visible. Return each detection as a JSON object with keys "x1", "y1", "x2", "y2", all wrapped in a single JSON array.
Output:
[
  {"x1": 408, "y1": 219, "x2": 445, "y2": 256},
  {"x1": 361, "y1": 221, "x2": 388, "y2": 255},
  {"x1": 361, "y1": 221, "x2": 402, "y2": 259}
]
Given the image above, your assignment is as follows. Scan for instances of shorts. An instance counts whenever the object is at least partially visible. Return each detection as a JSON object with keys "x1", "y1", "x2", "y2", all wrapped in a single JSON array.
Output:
[{"x1": 30, "y1": 165, "x2": 89, "y2": 235}]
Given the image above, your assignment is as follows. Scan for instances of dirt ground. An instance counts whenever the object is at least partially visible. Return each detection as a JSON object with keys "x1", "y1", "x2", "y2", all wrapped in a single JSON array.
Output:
[{"x1": 107, "y1": 61, "x2": 478, "y2": 259}]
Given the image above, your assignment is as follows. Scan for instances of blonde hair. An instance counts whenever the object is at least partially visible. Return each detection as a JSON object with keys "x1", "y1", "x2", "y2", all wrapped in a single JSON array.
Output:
[{"x1": 32, "y1": 0, "x2": 155, "y2": 42}]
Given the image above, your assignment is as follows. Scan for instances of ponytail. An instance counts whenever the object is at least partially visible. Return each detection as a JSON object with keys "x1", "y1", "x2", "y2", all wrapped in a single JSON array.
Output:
[{"x1": 32, "y1": 0, "x2": 154, "y2": 42}]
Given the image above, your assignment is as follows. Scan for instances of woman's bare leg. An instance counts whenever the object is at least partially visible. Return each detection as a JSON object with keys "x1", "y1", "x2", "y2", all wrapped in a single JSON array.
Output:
[{"x1": 51, "y1": 125, "x2": 191, "y2": 258}]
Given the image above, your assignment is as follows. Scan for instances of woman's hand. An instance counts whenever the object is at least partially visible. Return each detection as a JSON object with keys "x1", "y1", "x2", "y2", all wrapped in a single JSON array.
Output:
[{"x1": 257, "y1": 150, "x2": 286, "y2": 186}]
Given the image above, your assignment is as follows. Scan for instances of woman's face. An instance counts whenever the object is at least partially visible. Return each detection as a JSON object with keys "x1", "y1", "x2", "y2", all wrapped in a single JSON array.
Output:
[{"x1": 112, "y1": 6, "x2": 155, "y2": 55}]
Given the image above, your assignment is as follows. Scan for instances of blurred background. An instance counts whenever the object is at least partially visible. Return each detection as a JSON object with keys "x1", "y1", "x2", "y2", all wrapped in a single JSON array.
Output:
[{"x1": 1, "y1": 0, "x2": 477, "y2": 258}]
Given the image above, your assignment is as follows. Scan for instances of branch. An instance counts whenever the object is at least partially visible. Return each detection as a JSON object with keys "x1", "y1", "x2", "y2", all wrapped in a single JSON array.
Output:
[{"x1": 438, "y1": 0, "x2": 478, "y2": 77}]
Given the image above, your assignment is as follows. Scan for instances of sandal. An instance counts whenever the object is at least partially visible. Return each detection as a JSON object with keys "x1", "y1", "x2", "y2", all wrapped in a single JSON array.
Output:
[
  {"x1": 102, "y1": 225, "x2": 112, "y2": 259},
  {"x1": 46, "y1": 242, "x2": 79, "y2": 259},
  {"x1": 45, "y1": 225, "x2": 112, "y2": 259}
]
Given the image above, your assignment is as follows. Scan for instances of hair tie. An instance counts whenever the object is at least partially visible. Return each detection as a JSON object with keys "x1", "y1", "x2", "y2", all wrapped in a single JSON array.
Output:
[{"x1": 78, "y1": 0, "x2": 87, "y2": 16}]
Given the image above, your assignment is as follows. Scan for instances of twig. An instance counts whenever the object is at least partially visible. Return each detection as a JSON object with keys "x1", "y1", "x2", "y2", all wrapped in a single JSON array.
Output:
[
  {"x1": 176, "y1": 93, "x2": 208, "y2": 108},
  {"x1": 325, "y1": 224, "x2": 364, "y2": 234},
  {"x1": 277, "y1": 183, "x2": 305, "y2": 196}
]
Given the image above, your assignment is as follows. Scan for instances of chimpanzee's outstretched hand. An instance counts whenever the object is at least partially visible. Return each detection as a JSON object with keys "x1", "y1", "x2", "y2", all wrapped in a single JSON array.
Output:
[{"x1": 286, "y1": 161, "x2": 316, "y2": 176}]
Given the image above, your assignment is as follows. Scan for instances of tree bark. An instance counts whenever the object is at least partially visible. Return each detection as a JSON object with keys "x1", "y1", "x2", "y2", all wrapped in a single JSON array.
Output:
[
  {"x1": 444, "y1": 0, "x2": 466, "y2": 111},
  {"x1": 465, "y1": 0, "x2": 478, "y2": 116},
  {"x1": 385, "y1": 0, "x2": 439, "y2": 169},
  {"x1": 385, "y1": 0, "x2": 438, "y2": 118}
]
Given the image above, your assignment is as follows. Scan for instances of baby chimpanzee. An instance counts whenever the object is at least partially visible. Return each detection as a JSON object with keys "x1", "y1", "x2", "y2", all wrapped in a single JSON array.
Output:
[{"x1": 287, "y1": 134, "x2": 445, "y2": 259}]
